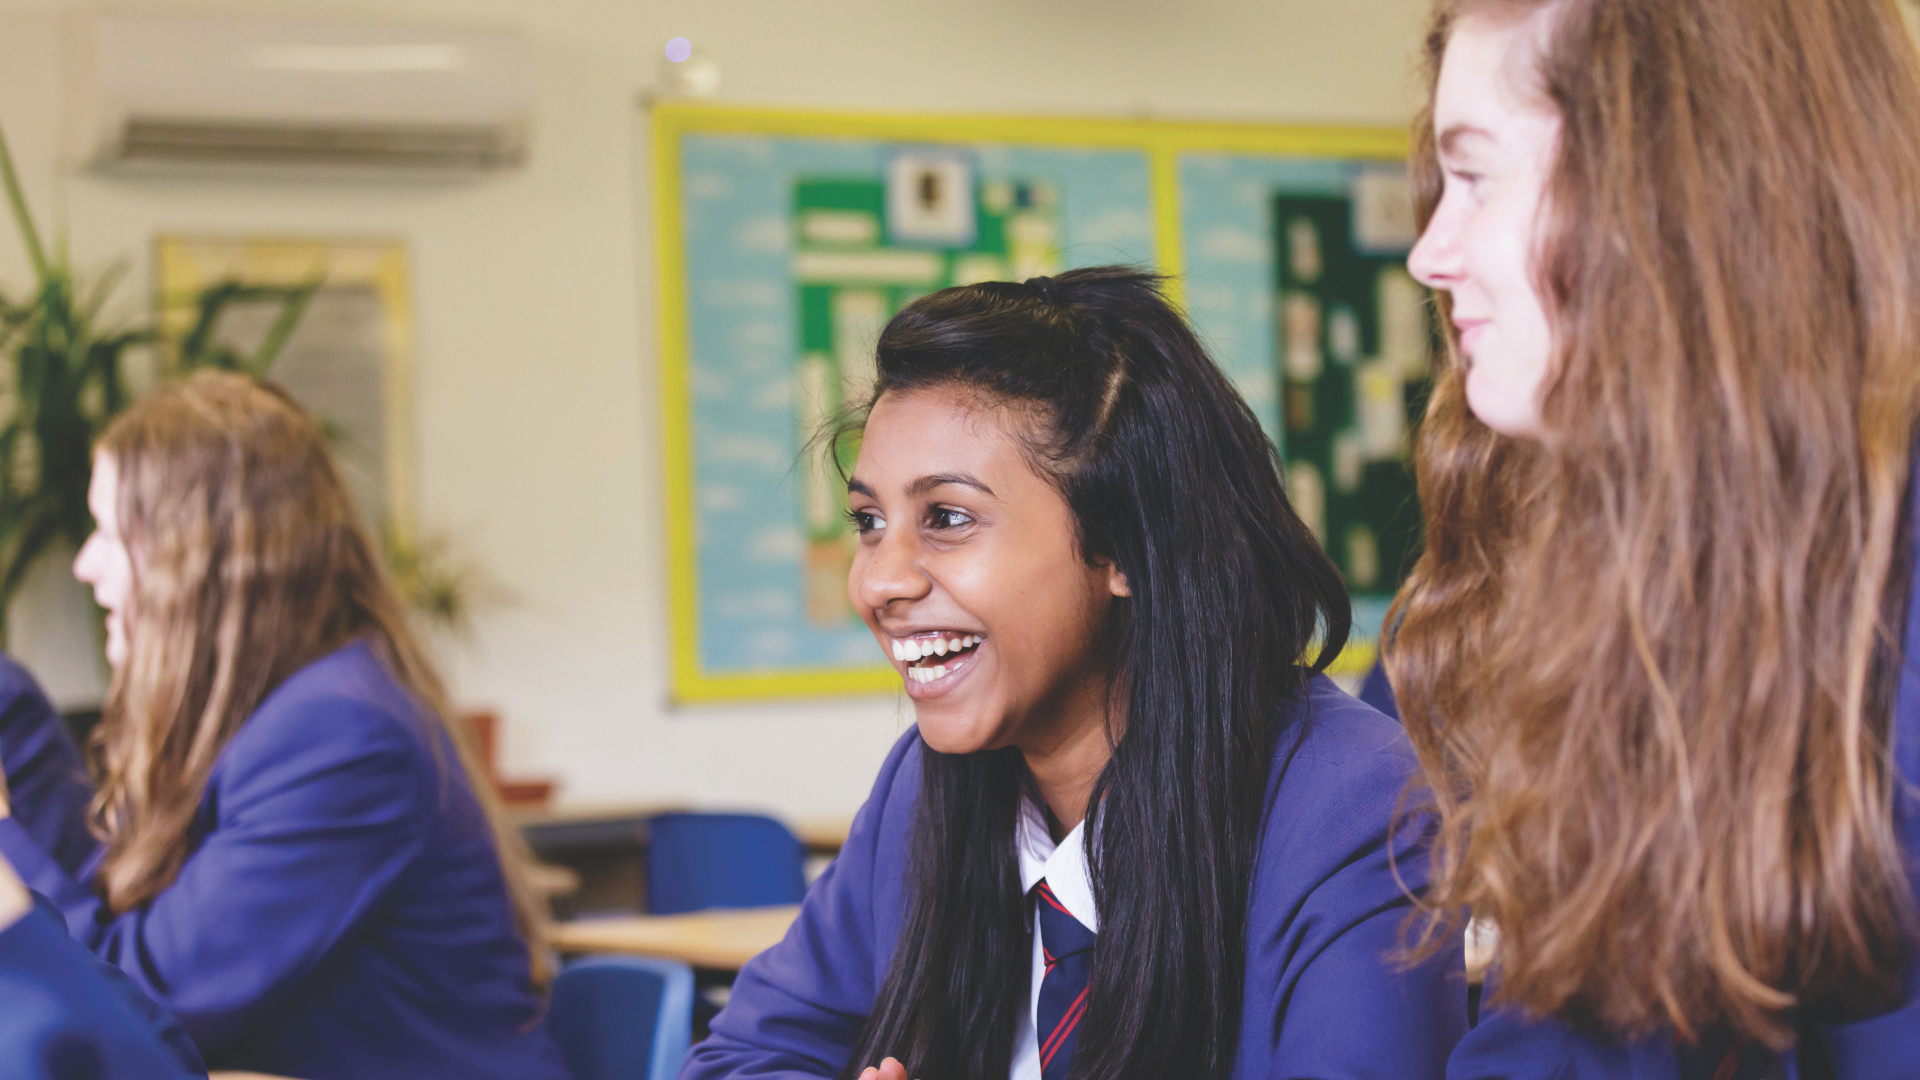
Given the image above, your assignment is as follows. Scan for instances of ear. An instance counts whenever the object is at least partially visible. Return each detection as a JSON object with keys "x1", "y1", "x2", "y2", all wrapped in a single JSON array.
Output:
[{"x1": 1104, "y1": 561, "x2": 1131, "y2": 598}]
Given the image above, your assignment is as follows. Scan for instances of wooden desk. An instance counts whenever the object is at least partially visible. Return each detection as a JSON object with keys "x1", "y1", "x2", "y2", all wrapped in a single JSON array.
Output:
[
  {"x1": 526, "y1": 860, "x2": 582, "y2": 898},
  {"x1": 550, "y1": 905, "x2": 801, "y2": 971},
  {"x1": 790, "y1": 814, "x2": 854, "y2": 855},
  {"x1": 509, "y1": 799, "x2": 686, "y2": 838}
]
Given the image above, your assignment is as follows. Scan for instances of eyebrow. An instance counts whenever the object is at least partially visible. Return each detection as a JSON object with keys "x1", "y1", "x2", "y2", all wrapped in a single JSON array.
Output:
[
  {"x1": 1438, "y1": 123, "x2": 1495, "y2": 157},
  {"x1": 846, "y1": 473, "x2": 997, "y2": 499},
  {"x1": 911, "y1": 473, "x2": 994, "y2": 498}
]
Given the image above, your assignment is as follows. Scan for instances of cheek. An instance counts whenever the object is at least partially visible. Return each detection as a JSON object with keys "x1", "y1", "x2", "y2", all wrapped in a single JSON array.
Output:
[
  {"x1": 959, "y1": 555, "x2": 1107, "y2": 687},
  {"x1": 1464, "y1": 213, "x2": 1554, "y2": 425}
]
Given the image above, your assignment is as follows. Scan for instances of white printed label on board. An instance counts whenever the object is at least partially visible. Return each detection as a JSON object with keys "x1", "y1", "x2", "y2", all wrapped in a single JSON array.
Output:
[
  {"x1": 1283, "y1": 292, "x2": 1325, "y2": 381},
  {"x1": 887, "y1": 152, "x2": 976, "y2": 245}
]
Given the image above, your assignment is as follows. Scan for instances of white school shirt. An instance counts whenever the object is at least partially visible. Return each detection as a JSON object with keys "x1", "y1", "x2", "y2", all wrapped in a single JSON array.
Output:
[{"x1": 1010, "y1": 798, "x2": 1100, "y2": 1080}]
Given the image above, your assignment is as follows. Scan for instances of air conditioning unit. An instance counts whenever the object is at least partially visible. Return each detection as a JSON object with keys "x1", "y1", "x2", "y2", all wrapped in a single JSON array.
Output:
[{"x1": 65, "y1": 14, "x2": 536, "y2": 177}]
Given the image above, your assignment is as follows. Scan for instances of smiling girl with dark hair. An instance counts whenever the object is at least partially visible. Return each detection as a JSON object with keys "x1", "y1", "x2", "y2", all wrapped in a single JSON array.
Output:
[{"x1": 683, "y1": 266, "x2": 1466, "y2": 1080}]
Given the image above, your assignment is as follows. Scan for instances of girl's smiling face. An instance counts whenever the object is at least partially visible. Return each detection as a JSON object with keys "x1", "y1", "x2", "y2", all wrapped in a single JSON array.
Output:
[
  {"x1": 73, "y1": 453, "x2": 134, "y2": 668},
  {"x1": 1407, "y1": 4, "x2": 1564, "y2": 438},
  {"x1": 847, "y1": 386, "x2": 1129, "y2": 756}
]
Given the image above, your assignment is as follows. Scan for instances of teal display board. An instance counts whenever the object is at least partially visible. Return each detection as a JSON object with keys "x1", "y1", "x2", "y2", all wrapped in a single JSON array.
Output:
[{"x1": 652, "y1": 105, "x2": 1415, "y2": 701}]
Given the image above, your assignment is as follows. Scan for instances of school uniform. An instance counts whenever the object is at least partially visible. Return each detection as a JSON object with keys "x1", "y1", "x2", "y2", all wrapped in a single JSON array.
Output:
[
  {"x1": 0, "y1": 899, "x2": 205, "y2": 1079},
  {"x1": 683, "y1": 675, "x2": 1469, "y2": 1080},
  {"x1": 1358, "y1": 659, "x2": 1401, "y2": 723},
  {"x1": 1445, "y1": 533, "x2": 1920, "y2": 1079},
  {"x1": 0, "y1": 639, "x2": 570, "y2": 1080},
  {"x1": 0, "y1": 653, "x2": 98, "y2": 876}
]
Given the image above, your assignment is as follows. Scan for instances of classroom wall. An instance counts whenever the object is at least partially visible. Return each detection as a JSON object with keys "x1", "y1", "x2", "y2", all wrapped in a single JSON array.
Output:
[{"x1": 0, "y1": 0, "x2": 1430, "y2": 817}]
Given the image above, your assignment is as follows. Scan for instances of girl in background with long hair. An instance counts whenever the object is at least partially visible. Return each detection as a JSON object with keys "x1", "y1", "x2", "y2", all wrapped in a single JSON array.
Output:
[
  {"x1": 684, "y1": 267, "x2": 1466, "y2": 1080},
  {"x1": 0, "y1": 372, "x2": 569, "y2": 1080},
  {"x1": 1396, "y1": 0, "x2": 1920, "y2": 1075}
]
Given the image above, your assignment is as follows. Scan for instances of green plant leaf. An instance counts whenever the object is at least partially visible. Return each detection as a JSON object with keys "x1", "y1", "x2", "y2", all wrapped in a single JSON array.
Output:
[{"x1": 0, "y1": 127, "x2": 48, "y2": 282}]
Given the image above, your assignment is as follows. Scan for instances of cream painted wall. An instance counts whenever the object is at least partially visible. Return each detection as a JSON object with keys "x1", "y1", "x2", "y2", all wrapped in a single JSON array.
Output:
[{"x1": 0, "y1": 0, "x2": 1429, "y2": 817}]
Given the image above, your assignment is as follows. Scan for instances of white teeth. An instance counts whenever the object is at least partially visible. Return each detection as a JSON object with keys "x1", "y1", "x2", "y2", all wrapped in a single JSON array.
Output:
[
  {"x1": 906, "y1": 664, "x2": 952, "y2": 684},
  {"x1": 892, "y1": 634, "x2": 985, "y2": 670}
]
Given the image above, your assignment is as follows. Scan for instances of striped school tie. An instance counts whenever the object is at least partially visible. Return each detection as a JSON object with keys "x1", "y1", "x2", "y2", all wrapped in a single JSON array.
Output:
[{"x1": 1033, "y1": 878, "x2": 1096, "y2": 1080}]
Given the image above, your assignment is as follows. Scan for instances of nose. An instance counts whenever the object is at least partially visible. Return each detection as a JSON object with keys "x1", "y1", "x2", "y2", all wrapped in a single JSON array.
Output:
[
  {"x1": 850, "y1": 527, "x2": 932, "y2": 614},
  {"x1": 73, "y1": 533, "x2": 98, "y2": 586},
  {"x1": 1408, "y1": 201, "x2": 1464, "y2": 291}
]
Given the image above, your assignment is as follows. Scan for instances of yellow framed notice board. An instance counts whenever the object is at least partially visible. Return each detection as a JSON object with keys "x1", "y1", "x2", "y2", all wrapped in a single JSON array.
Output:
[{"x1": 653, "y1": 103, "x2": 1425, "y2": 703}]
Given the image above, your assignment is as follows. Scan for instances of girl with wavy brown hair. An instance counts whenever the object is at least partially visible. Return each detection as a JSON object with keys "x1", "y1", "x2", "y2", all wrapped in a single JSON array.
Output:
[
  {"x1": 0, "y1": 371, "x2": 569, "y2": 1080},
  {"x1": 1394, "y1": 0, "x2": 1920, "y2": 1076}
]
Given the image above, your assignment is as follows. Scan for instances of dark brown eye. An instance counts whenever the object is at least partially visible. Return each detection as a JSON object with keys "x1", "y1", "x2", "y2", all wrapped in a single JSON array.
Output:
[{"x1": 928, "y1": 506, "x2": 974, "y2": 530}]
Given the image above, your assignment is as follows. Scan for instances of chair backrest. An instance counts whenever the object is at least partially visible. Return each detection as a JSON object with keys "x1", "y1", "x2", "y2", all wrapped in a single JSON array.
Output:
[
  {"x1": 646, "y1": 812, "x2": 807, "y2": 915},
  {"x1": 549, "y1": 954, "x2": 695, "y2": 1080}
]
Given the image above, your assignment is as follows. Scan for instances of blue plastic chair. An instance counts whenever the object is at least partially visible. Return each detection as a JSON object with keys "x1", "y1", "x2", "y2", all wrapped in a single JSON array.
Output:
[
  {"x1": 646, "y1": 812, "x2": 807, "y2": 915},
  {"x1": 549, "y1": 954, "x2": 695, "y2": 1080}
]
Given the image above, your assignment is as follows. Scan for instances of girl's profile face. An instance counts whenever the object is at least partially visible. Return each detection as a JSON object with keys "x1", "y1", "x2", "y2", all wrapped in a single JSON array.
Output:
[
  {"x1": 73, "y1": 453, "x2": 134, "y2": 669},
  {"x1": 847, "y1": 387, "x2": 1128, "y2": 756},
  {"x1": 1408, "y1": 5, "x2": 1563, "y2": 438}
]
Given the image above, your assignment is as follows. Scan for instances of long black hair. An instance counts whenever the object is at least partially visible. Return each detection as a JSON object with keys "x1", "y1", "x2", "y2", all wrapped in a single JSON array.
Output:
[{"x1": 839, "y1": 266, "x2": 1350, "y2": 1080}]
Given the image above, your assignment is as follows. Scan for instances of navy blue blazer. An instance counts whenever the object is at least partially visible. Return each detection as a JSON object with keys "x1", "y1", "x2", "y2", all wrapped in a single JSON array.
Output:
[
  {"x1": 1358, "y1": 660, "x2": 1402, "y2": 723},
  {"x1": 0, "y1": 901, "x2": 205, "y2": 1079},
  {"x1": 1444, "y1": 549, "x2": 1920, "y2": 1079},
  {"x1": 18, "y1": 890, "x2": 206, "y2": 1075},
  {"x1": 684, "y1": 675, "x2": 1468, "y2": 1080},
  {"x1": 0, "y1": 654, "x2": 97, "y2": 877},
  {"x1": 0, "y1": 639, "x2": 569, "y2": 1080}
]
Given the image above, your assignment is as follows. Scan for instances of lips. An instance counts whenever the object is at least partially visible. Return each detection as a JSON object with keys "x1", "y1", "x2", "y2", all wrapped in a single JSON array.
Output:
[{"x1": 1454, "y1": 318, "x2": 1489, "y2": 355}]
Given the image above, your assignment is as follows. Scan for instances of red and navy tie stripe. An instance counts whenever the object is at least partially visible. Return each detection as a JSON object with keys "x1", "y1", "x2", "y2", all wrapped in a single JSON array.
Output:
[{"x1": 1033, "y1": 878, "x2": 1096, "y2": 1080}]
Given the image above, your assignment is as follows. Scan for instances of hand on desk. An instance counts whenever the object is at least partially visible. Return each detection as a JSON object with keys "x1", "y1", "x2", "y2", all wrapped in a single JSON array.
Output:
[{"x1": 859, "y1": 1056, "x2": 920, "y2": 1080}]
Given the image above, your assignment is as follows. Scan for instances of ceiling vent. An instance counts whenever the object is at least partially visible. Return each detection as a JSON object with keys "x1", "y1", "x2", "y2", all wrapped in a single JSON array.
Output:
[{"x1": 65, "y1": 14, "x2": 536, "y2": 177}]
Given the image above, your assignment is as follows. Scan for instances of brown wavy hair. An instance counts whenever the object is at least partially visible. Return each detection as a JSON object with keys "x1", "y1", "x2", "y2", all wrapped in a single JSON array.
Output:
[
  {"x1": 1390, "y1": 0, "x2": 1920, "y2": 1048},
  {"x1": 88, "y1": 371, "x2": 551, "y2": 985}
]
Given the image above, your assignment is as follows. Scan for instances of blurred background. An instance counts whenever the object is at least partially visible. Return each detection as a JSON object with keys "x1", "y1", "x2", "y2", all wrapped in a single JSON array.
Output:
[{"x1": 0, "y1": 0, "x2": 1439, "y2": 831}]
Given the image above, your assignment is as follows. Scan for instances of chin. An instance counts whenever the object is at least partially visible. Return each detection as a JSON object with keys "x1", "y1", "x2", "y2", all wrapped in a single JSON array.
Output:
[
  {"x1": 103, "y1": 625, "x2": 128, "y2": 669},
  {"x1": 913, "y1": 707, "x2": 1000, "y2": 757},
  {"x1": 1465, "y1": 371, "x2": 1544, "y2": 438}
]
